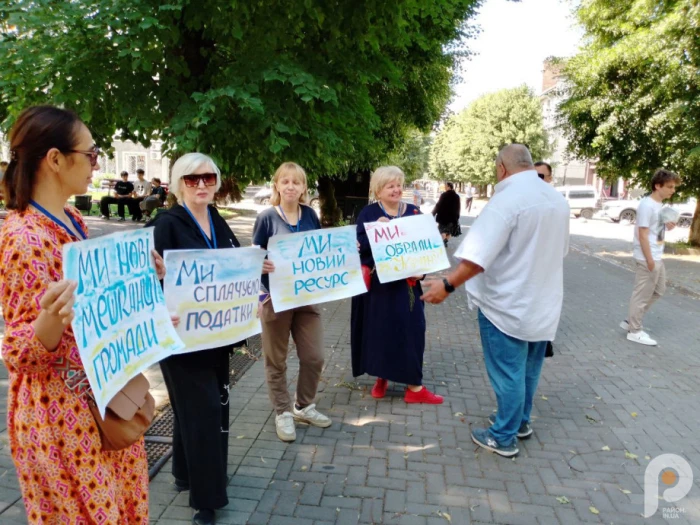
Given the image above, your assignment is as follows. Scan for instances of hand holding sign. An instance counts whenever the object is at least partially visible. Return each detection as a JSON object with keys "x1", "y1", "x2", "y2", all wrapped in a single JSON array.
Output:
[
  {"x1": 64, "y1": 229, "x2": 185, "y2": 417},
  {"x1": 267, "y1": 226, "x2": 366, "y2": 312},
  {"x1": 164, "y1": 247, "x2": 267, "y2": 353},
  {"x1": 40, "y1": 280, "x2": 78, "y2": 326},
  {"x1": 365, "y1": 214, "x2": 449, "y2": 283}
]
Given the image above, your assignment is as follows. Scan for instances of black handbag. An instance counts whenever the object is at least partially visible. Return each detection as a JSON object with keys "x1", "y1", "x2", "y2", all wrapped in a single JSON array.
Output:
[{"x1": 545, "y1": 341, "x2": 554, "y2": 358}]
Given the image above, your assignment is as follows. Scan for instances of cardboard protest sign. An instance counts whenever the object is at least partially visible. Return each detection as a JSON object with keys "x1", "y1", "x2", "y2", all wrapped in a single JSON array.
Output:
[
  {"x1": 267, "y1": 226, "x2": 365, "y2": 312},
  {"x1": 365, "y1": 213, "x2": 449, "y2": 283},
  {"x1": 64, "y1": 229, "x2": 185, "y2": 417},
  {"x1": 163, "y1": 247, "x2": 266, "y2": 352}
]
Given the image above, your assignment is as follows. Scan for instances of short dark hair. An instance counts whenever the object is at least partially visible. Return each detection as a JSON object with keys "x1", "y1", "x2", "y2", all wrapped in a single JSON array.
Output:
[
  {"x1": 3, "y1": 105, "x2": 83, "y2": 211},
  {"x1": 651, "y1": 168, "x2": 680, "y2": 192},
  {"x1": 152, "y1": 177, "x2": 161, "y2": 184},
  {"x1": 446, "y1": 182, "x2": 454, "y2": 190},
  {"x1": 534, "y1": 161, "x2": 552, "y2": 176},
  {"x1": 120, "y1": 171, "x2": 129, "y2": 177},
  {"x1": 136, "y1": 168, "x2": 145, "y2": 174}
]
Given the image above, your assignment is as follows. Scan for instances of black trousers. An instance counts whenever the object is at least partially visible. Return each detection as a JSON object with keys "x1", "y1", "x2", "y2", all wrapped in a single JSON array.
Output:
[
  {"x1": 159, "y1": 349, "x2": 230, "y2": 510},
  {"x1": 99, "y1": 196, "x2": 138, "y2": 218}
]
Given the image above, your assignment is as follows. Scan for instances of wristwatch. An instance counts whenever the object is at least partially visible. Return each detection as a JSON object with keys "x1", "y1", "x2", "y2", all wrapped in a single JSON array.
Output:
[{"x1": 442, "y1": 278, "x2": 456, "y2": 293}]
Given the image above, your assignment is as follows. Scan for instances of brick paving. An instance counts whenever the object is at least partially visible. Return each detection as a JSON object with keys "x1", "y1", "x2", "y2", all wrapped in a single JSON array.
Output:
[{"x1": 0, "y1": 214, "x2": 699, "y2": 524}]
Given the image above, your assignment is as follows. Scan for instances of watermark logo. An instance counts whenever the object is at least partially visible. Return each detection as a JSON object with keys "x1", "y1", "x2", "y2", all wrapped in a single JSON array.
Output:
[{"x1": 644, "y1": 454, "x2": 693, "y2": 519}]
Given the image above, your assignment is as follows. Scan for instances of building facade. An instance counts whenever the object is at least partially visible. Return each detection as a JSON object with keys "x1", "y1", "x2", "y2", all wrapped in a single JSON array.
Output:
[
  {"x1": 540, "y1": 59, "x2": 627, "y2": 198},
  {"x1": 0, "y1": 133, "x2": 170, "y2": 183}
]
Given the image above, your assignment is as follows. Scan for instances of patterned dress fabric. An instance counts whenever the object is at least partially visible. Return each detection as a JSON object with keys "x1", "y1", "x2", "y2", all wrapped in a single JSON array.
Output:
[{"x1": 0, "y1": 208, "x2": 149, "y2": 524}]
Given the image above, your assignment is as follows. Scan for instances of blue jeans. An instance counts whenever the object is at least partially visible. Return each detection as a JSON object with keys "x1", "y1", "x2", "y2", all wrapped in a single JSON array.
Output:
[{"x1": 478, "y1": 310, "x2": 547, "y2": 446}]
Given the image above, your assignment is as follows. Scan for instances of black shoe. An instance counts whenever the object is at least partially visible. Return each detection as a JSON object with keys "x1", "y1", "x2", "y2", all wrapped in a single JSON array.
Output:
[
  {"x1": 193, "y1": 508, "x2": 215, "y2": 525},
  {"x1": 117, "y1": 217, "x2": 126, "y2": 222},
  {"x1": 174, "y1": 478, "x2": 189, "y2": 492}
]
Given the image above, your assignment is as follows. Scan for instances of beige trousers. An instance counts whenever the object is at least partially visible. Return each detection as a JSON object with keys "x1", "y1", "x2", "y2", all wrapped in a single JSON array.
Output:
[
  {"x1": 627, "y1": 260, "x2": 666, "y2": 333},
  {"x1": 260, "y1": 301, "x2": 324, "y2": 414}
]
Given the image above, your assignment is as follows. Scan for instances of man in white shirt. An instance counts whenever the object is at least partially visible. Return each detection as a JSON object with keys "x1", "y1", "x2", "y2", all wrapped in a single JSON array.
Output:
[
  {"x1": 132, "y1": 168, "x2": 152, "y2": 222},
  {"x1": 464, "y1": 184, "x2": 474, "y2": 214},
  {"x1": 421, "y1": 144, "x2": 570, "y2": 457},
  {"x1": 620, "y1": 169, "x2": 680, "y2": 346}
]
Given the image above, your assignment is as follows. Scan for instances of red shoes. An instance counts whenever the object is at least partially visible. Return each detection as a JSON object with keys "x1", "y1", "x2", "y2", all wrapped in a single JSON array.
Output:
[
  {"x1": 371, "y1": 378, "x2": 388, "y2": 399},
  {"x1": 371, "y1": 380, "x2": 444, "y2": 404},
  {"x1": 404, "y1": 387, "x2": 444, "y2": 404}
]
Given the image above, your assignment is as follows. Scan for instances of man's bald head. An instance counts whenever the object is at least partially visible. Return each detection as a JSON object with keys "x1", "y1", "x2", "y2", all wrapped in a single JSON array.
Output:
[{"x1": 496, "y1": 144, "x2": 535, "y2": 181}]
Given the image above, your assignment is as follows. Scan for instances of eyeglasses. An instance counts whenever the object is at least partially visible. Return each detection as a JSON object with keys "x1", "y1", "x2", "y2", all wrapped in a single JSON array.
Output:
[
  {"x1": 182, "y1": 173, "x2": 217, "y2": 187},
  {"x1": 67, "y1": 146, "x2": 101, "y2": 167}
]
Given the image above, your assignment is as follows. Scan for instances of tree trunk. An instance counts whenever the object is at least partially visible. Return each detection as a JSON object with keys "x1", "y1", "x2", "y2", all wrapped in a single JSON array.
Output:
[
  {"x1": 689, "y1": 198, "x2": 700, "y2": 247},
  {"x1": 317, "y1": 176, "x2": 342, "y2": 227}
]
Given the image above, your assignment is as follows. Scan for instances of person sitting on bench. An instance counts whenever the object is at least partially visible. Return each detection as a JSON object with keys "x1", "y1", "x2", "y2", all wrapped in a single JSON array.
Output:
[
  {"x1": 100, "y1": 171, "x2": 136, "y2": 221},
  {"x1": 140, "y1": 177, "x2": 167, "y2": 218}
]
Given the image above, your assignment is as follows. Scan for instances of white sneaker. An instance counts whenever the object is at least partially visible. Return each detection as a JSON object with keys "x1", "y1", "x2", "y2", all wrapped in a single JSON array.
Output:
[
  {"x1": 627, "y1": 331, "x2": 657, "y2": 346},
  {"x1": 292, "y1": 403, "x2": 332, "y2": 428},
  {"x1": 275, "y1": 411, "x2": 296, "y2": 442}
]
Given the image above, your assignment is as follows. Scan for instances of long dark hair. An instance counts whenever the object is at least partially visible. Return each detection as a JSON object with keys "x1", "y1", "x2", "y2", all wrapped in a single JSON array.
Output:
[{"x1": 3, "y1": 106, "x2": 83, "y2": 211}]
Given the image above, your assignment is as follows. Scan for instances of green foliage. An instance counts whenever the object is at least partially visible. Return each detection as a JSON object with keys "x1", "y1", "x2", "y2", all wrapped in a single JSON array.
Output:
[
  {"x1": 0, "y1": 0, "x2": 482, "y2": 185},
  {"x1": 559, "y1": 0, "x2": 699, "y2": 195},
  {"x1": 429, "y1": 85, "x2": 549, "y2": 185},
  {"x1": 384, "y1": 129, "x2": 432, "y2": 183}
]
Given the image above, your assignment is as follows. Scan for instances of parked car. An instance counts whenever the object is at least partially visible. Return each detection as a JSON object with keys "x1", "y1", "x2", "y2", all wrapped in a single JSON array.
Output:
[
  {"x1": 253, "y1": 185, "x2": 320, "y2": 210},
  {"x1": 555, "y1": 185, "x2": 599, "y2": 219},
  {"x1": 601, "y1": 196, "x2": 696, "y2": 225},
  {"x1": 672, "y1": 197, "x2": 696, "y2": 228},
  {"x1": 600, "y1": 197, "x2": 642, "y2": 224}
]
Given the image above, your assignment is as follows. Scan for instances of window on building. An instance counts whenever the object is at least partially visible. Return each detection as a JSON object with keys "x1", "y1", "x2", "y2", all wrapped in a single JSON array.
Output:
[
  {"x1": 569, "y1": 190, "x2": 596, "y2": 199},
  {"x1": 124, "y1": 153, "x2": 146, "y2": 175}
]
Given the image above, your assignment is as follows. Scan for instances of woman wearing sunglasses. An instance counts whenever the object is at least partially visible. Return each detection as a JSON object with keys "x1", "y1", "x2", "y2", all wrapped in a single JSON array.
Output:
[
  {"x1": 0, "y1": 106, "x2": 152, "y2": 523},
  {"x1": 147, "y1": 153, "x2": 258, "y2": 525}
]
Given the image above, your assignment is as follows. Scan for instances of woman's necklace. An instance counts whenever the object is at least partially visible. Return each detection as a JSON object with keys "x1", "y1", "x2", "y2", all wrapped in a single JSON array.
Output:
[{"x1": 378, "y1": 201, "x2": 404, "y2": 219}]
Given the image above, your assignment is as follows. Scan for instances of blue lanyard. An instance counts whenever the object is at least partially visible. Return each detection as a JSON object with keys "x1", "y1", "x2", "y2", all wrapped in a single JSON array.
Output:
[
  {"x1": 378, "y1": 201, "x2": 404, "y2": 220},
  {"x1": 182, "y1": 204, "x2": 217, "y2": 249},
  {"x1": 278, "y1": 205, "x2": 301, "y2": 233},
  {"x1": 30, "y1": 199, "x2": 87, "y2": 240}
]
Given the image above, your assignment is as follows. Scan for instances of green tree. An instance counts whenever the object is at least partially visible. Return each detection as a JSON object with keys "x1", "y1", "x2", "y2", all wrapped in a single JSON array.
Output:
[
  {"x1": 429, "y1": 85, "x2": 549, "y2": 186},
  {"x1": 385, "y1": 129, "x2": 432, "y2": 183},
  {"x1": 558, "y1": 0, "x2": 700, "y2": 245},
  {"x1": 0, "y1": 0, "x2": 481, "y2": 217}
]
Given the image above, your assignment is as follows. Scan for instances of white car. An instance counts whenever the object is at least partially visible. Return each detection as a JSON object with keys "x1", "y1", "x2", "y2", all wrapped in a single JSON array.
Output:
[
  {"x1": 555, "y1": 185, "x2": 599, "y2": 219},
  {"x1": 601, "y1": 196, "x2": 696, "y2": 225},
  {"x1": 672, "y1": 197, "x2": 696, "y2": 228},
  {"x1": 600, "y1": 197, "x2": 641, "y2": 224}
]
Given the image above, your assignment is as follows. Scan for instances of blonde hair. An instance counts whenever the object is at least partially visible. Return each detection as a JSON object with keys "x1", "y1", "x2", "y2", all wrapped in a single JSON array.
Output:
[
  {"x1": 370, "y1": 166, "x2": 405, "y2": 200},
  {"x1": 270, "y1": 162, "x2": 309, "y2": 206},
  {"x1": 169, "y1": 152, "x2": 222, "y2": 200}
]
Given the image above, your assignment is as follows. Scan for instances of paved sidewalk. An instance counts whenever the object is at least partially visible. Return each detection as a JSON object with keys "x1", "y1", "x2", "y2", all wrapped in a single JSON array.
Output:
[
  {"x1": 144, "y1": 245, "x2": 699, "y2": 524},
  {"x1": 0, "y1": 216, "x2": 699, "y2": 524}
]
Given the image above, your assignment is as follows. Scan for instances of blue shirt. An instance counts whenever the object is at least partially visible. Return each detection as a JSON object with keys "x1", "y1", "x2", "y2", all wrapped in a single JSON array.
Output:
[{"x1": 252, "y1": 204, "x2": 321, "y2": 290}]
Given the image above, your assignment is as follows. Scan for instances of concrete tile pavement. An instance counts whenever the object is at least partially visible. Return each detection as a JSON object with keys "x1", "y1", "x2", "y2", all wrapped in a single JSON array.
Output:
[
  {"x1": 151, "y1": 243, "x2": 700, "y2": 524},
  {"x1": 0, "y1": 212, "x2": 699, "y2": 523}
]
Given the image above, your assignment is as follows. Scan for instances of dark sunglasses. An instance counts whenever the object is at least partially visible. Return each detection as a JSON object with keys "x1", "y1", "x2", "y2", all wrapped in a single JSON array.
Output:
[
  {"x1": 67, "y1": 146, "x2": 101, "y2": 167},
  {"x1": 182, "y1": 173, "x2": 217, "y2": 187}
]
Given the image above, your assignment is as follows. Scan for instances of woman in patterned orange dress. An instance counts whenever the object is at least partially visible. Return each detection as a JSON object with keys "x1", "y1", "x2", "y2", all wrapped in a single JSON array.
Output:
[{"x1": 0, "y1": 106, "x2": 151, "y2": 523}]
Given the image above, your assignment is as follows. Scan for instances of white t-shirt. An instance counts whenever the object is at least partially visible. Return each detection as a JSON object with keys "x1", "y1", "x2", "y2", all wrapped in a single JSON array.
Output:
[
  {"x1": 465, "y1": 187, "x2": 474, "y2": 198},
  {"x1": 134, "y1": 179, "x2": 152, "y2": 198},
  {"x1": 633, "y1": 197, "x2": 664, "y2": 262},
  {"x1": 454, "y1": 170, "x2": 570, "y2": 342},
  {"x1": 413, "y1": 188, "x2": 423, "y2": 205}
]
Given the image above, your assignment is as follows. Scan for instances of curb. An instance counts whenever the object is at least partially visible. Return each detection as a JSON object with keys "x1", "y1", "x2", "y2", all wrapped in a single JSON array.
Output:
[
  {"x1": 665, "y1": 244, "x2": 700, "y2": 256},
  {"x1": 569, "y1": 244, "x2": 700, "y2": 300}
]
